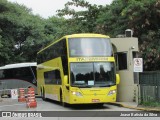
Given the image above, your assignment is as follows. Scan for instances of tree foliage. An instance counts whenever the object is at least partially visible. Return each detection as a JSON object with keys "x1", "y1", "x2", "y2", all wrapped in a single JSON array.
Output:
[
  {"x1": 0, "y1": 0, "x2": 160, "y2": 71},
  {"x1": 0, "y1": 0, "x2": 57, "y2": 65},
  {"x1": 96, "y1": 0, "x2": 160, "y2": 70},
  {"x1": 57, "y1": 0, "x2": 107, "y2": 33},
  {"x1": 120, "y1": 0, "x2": 160, "y2": 70}
]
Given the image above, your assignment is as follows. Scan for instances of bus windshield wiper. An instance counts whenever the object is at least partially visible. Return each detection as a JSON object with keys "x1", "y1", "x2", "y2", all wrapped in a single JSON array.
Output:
[
  {"x1": 79, "y1": 85, "x2": 92, "y2": 88},
  {"x1": 72, "y1": 85, "x2": 92, "y2": 88},
  {"x1": 99, "y1": 84, "x2": 115, "y2": 87}
]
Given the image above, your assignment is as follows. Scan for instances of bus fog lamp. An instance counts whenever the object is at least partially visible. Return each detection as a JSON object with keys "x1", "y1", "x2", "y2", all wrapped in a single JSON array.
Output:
[{"x1": 108, "y1": 90, "x2": 116, "y2": 96}]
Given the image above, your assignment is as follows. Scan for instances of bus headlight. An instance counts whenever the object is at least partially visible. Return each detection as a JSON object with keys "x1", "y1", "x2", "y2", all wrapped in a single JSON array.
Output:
[
  {"x1": 72, "y1": 91, "x2": 83, "y2": 96},
  {"x1": 108, "y1": 90, "x2": 116, "y2": 96}
]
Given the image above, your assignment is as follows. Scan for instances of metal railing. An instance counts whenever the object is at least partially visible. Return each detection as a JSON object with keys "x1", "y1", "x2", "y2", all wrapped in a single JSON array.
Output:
[{"x1": 139, "y1": 71, "x2": 160, "y2": 102}]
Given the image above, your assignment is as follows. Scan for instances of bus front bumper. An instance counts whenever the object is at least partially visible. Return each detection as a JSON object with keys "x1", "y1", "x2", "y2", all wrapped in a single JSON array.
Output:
[{"x1": 68, "y1": 94, "x2": 117, "y2": 104}]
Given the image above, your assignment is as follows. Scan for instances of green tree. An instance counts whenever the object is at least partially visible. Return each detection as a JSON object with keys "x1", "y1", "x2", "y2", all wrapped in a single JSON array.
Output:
[
  {"x1": 57, "y1": 0, "x2": 105, "y2": 33},
  {"x1": 96, "y1": 0, "x2": 130, "y2": 37},
  {"x1": 46, "y1": 16, "x2": 68, "y2": 40},
  {"x1": 0, "y1": 0, "x2": 55, "y2": 65},
  {"x1": 0, "y1": 0, "x2": 68, "y2": 66},
  {"x1": 121, "y1": 0, "x2": 160, "y2": 70},
  {"x1": 97, "y1": 0, "x2": 160, "y2": 70},
  {"x1": 1, "y1": 0, "x2": 160, "y2": 71}
]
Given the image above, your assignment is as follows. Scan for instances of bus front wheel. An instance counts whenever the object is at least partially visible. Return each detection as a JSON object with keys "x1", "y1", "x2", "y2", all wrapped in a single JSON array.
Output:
[{"x1": 60, "y1": 90, "x2": 67, "y2": 107}]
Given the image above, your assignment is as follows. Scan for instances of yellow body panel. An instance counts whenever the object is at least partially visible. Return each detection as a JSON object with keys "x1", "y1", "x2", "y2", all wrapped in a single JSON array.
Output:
[
  {"x1": 37, "y1": 57, "x2": 64, "y2": 101},
  {"x1": 69, "y1": 57, "x2": 115, "y2": 62},
  {"x1": 64, "y1": 86, "x2": 117, "y2": 104},
  {"x1": 37, "y1": 33, "x2": 119, "y2": 105},
  {"x1": 38, "y1": 33, "x2": 110, "y2": 54}
]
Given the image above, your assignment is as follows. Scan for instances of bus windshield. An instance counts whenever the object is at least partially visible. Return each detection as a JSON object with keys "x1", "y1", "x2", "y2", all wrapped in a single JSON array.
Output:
[
  {"x1": 69, "y1": 37, "x2": 112, "y2": 57},
  {"x1": 70, "y1": 62, "x2": 116, "y2": 87},
  {"x1": 0, "y1": 67, "x2": 37, "y2": 85}
]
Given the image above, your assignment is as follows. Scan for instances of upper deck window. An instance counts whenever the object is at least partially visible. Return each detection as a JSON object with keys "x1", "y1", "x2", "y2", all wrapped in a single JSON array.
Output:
[{"x1": 68, "y1": 37, "x2": 112, "y2": 57}]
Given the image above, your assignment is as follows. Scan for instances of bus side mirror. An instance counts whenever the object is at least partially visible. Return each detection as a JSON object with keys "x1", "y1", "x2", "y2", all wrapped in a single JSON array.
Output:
[
  {"x1": 116, "y1": 74, "x2": 120, "y2": 85},
  {"x1": 64, "y1": 75, "x2": 69, "y2": 87}
]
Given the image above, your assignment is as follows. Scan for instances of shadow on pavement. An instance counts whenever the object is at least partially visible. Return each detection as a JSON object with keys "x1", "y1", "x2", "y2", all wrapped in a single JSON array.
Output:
[{"x1": 41, "y1": 98, "x2": 110, "y2": 110}]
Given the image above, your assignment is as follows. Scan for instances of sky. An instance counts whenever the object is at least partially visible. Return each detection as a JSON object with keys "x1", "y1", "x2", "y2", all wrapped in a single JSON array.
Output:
[{"x1": 7, "y1": 0, "x2": 113, "y2": 18}]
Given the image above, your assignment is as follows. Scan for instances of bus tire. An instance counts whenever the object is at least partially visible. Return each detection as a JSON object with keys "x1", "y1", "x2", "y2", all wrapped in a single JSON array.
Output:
[
  {"x1": 40, "y1": 88, "x2": 43, "y2": 98},
  {"x1": 60, "y1": 89, "x2": 67, "y2": 107},
  {"x1": 42, "y1": 88, "x2": 46, "y2": 101}
]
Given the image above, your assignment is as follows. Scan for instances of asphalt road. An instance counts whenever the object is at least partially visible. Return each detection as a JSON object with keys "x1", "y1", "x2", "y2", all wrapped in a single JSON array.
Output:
[
  {"x1": 0, "y1": 98, "x2": 159, "y2": 120},
  {"x1": 0, "y1": 98, "x2": 138, "y2": 111}
]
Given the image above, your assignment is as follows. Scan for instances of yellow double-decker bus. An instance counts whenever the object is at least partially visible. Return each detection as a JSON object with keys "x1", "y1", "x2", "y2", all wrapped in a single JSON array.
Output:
[{"x1": 37, "y1": 33, "x2": 120, "y2": 106}]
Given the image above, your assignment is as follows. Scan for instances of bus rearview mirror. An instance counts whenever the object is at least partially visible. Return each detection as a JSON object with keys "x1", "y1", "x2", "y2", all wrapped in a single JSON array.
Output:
[{"x1": 116, "y1": 74, "x2": 120, "y2": 85}]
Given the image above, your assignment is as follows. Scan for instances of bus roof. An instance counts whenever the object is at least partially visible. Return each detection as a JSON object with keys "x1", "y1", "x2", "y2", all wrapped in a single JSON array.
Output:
[
  {"x1": 0, "y1": 62, "x2": 37, "y2": 70},
  {"x1": 65, "y1": 33, "x2": 110, "y2": 39},
  {"x1": 38, "y1": 33, "x2": 110, "y2": 54}
]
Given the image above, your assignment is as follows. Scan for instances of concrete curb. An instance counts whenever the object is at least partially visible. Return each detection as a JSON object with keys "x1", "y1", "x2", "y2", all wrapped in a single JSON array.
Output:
[{"x1": 108, "y1": 102, "x2": 160, "y2": 112}]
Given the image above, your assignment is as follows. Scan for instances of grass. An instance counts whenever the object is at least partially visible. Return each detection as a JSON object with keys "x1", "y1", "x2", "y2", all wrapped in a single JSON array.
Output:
[{"x1": 141, "y1": 101, "x2": 160, "y2": 107}]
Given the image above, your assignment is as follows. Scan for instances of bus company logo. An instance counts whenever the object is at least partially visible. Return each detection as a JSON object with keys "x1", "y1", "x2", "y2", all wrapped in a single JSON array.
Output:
[{"x1": 77, "y1": 57, "x2": 108, "y2": 62}]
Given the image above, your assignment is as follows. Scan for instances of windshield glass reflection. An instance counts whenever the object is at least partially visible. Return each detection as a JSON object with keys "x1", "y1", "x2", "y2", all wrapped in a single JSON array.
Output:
[
  {"x1": 69, "y1": 38, "x2": 112, "y2": 57},
  {"x1": 70, "y1": 62, "x2": 116, "y2": 87}
]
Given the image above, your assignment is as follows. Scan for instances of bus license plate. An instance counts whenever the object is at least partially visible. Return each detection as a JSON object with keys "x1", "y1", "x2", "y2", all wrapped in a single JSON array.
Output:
[{"x1": 92, "y1": 99, "x2": 100, "y2": 102}]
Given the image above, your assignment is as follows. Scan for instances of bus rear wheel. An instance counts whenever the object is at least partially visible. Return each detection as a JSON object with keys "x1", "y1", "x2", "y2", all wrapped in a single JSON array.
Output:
[{"x1": 41, "y1": 88, "x2": 46, "y2": 100}]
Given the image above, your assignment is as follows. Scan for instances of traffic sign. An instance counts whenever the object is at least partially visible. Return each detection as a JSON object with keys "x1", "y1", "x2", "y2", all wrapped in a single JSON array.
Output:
[
  {"x1": 134, "y1": 58, "x2": 143, "y2": 72},
  {"x1": 11, "y1": 89, "x2": 18, "y2": 99}
]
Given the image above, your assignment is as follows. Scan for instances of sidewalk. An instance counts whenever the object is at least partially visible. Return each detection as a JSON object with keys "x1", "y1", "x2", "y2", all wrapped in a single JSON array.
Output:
[{"x1": 108, "y1": 102, "x2": 160, "y2": 112}]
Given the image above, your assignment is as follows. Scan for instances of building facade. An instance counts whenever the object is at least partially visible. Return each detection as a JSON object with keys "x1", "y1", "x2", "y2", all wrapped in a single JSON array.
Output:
[{"x1": 111, "y1": 37, "x2": 139, "y2": 103}]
